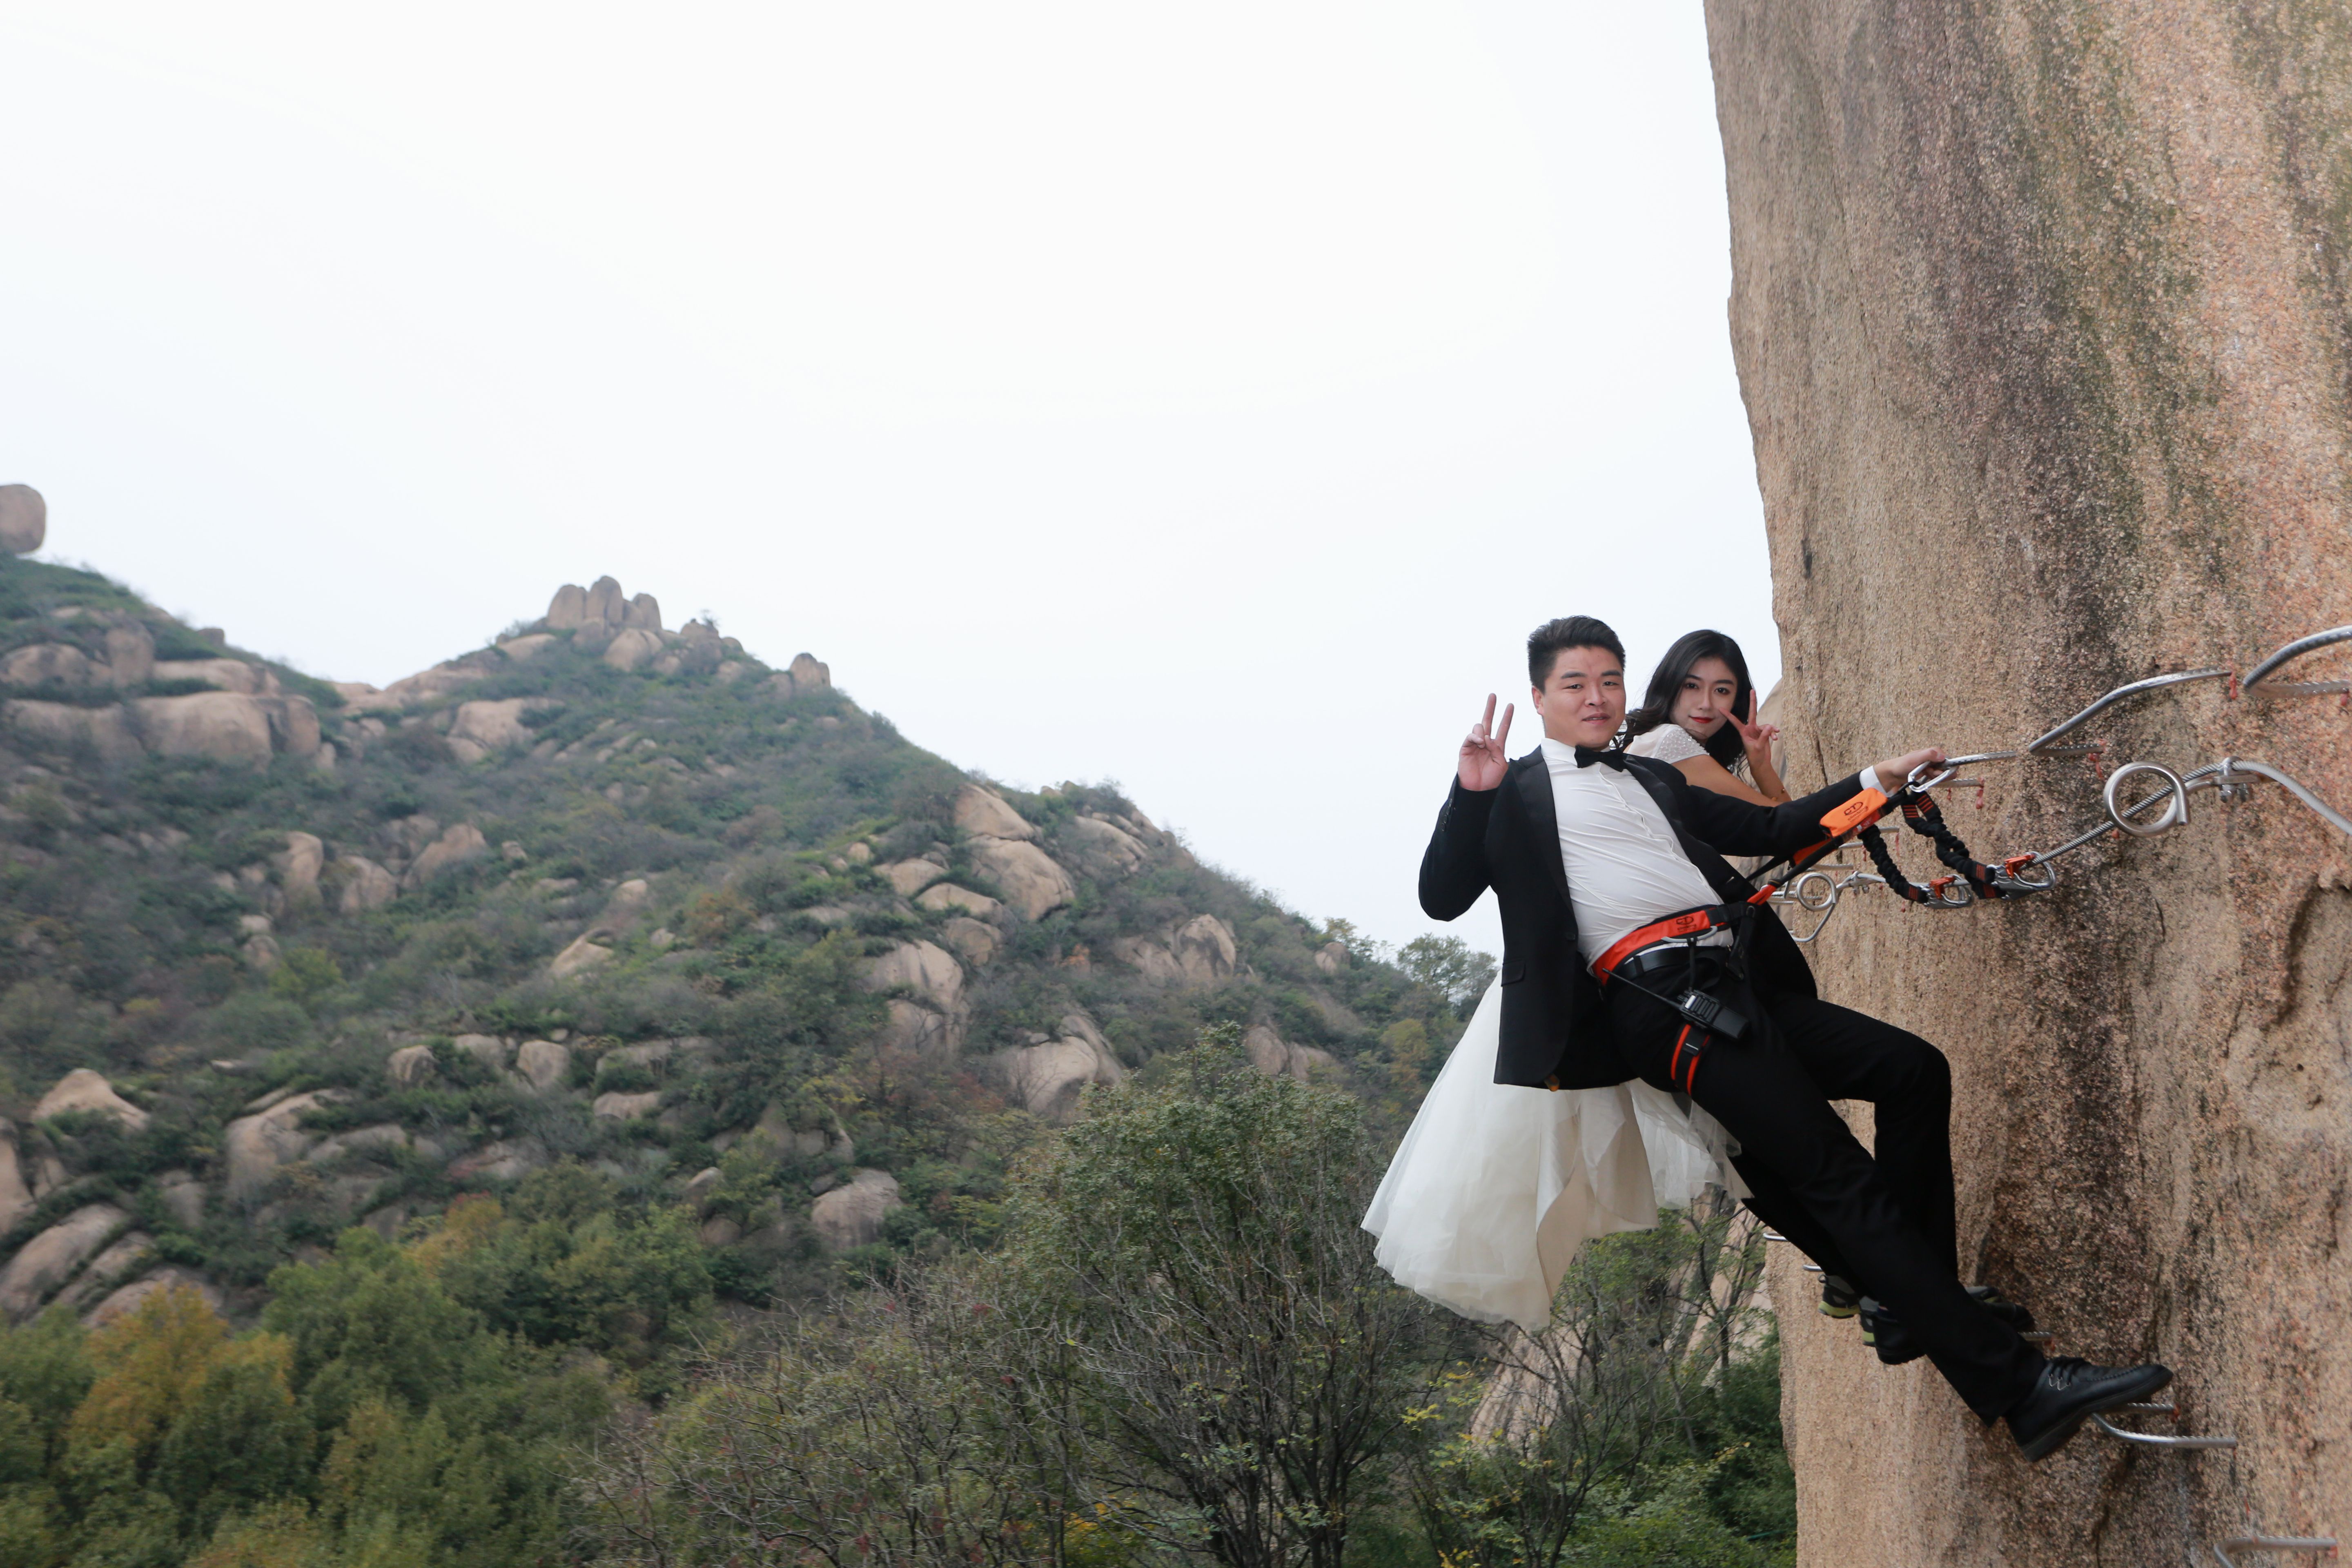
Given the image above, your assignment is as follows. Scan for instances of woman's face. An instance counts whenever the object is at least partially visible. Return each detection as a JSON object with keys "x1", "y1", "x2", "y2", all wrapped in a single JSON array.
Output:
[{"x1": 1672, "y1": 656, "x2": 1741, "y2": 739}]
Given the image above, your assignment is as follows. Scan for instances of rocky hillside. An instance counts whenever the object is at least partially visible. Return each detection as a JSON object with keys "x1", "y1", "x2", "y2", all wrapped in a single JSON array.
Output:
[{"x1": 0, "y1": 534, "x2": 1473, "y2": 1328}]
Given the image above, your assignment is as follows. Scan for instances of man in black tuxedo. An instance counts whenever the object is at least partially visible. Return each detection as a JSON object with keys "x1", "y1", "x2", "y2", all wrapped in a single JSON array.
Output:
[{"x1": 1420, "y1": 615, "x2": 2169, "y2": 1462}]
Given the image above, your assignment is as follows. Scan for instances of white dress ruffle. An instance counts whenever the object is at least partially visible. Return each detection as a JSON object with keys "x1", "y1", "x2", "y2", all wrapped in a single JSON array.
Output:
[{"x1": 1361, "y1": 980, "x2": 1746, "y2": 1332}]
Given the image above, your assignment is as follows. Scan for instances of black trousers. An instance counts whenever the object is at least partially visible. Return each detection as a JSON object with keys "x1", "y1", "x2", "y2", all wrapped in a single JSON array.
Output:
[{"x1": 1604, "y1": 967, "x2": 2043, "y2": 1420}]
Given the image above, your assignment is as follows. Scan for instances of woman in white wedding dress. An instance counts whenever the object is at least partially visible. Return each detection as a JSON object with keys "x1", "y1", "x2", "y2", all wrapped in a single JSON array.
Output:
[
  {"x1": 1363, "y1": 629, "x2": 1782, "y2": 1331},
  {"x1": 1361, "y1": 981, "x2": 1744, "y2": 1331}
]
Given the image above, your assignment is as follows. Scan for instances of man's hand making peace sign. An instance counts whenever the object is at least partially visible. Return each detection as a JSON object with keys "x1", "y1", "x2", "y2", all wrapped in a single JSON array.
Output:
[{"x1": 1458, "y1": 695, "x2": 1514, "y2": 792}]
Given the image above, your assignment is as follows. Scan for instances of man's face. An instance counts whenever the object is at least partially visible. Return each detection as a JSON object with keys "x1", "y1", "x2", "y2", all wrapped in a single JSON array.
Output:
[{"x1": 1531, "y1": 646, "x2": 1626, "y2": 748}]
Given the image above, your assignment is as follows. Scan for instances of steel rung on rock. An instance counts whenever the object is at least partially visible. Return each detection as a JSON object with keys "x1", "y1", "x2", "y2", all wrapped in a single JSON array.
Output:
[
  {"x1": 2211, "y1": 1532, "x2": 2336, "y2": 1566},
  {"x1": 2091, "y1": 1410, "x2": 2236, "y2": 1450}
]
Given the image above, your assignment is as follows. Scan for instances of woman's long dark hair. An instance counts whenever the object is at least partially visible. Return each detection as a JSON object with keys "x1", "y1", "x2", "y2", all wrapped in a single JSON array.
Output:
[{"x1": 1620, "y1": 629, "x2": 1757, "y2": 774}]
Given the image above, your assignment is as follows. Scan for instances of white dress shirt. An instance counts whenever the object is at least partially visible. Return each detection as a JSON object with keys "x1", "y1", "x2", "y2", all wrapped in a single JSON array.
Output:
[
  {"x1": 1539, "y1": 737, "x2": 1731, "y2": 969},
  {"x1": 1541, "y1": 734, "x2": 1883, "y2": 971}
]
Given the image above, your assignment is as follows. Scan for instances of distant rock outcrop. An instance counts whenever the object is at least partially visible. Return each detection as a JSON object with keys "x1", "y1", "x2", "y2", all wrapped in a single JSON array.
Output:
[
  {"x1": 1064, "y1": 815, "x2": 1148, "y2": 879},
  {"x1": 401, "y1": 823, "x2": 489, "y2": 889},
  {"x1": 810, "y1": 1168, "x2": 902, "y2": 1249},
  {"x1": 447, "y1": 699, "x2": 558, "y2": 763},
  {"x1": 224, "y1": 1090, "x2": 348, "y2": 1199},
  {"x1": 863, "y1": 940, "x2": 964, "y2": 1012},
  {"x1": 35, "y1": 1069, "x2": 149, "y2": 1131},
  {"x1": 1243, "y1": 1024, "x2": 1338, "y2": 1082},
  {"x1": 0, "y1": 1204, "x2": 126, "y2": 1321},
  {"x1": 0, "y1": 484, "x2": 45, "y2": 555},
  {"x1": 987, "y1": 1013, "x2": 1126, "y2": 1123},
  {"x1": 953, "y1": 784, "x2": 1034, "y2": 841}
]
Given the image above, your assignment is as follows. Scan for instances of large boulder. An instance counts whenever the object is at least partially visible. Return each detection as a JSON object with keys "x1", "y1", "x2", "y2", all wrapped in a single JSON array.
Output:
[
  {"x1": 987, "y1": 1013, "x2": 1125, "y2": 1122},
  {"x1": 401, "y1": 823, "x2": 489, "y2": 889},
  {"x1": 787, "y1": 653, "x2": 831, "y2": 693},
  {"x1": 877, "y1": 999, "x2": 961, "y2": 1058},
  {"x1": 276, "y1": 832, "x2": 325, "y2": 905},
  {"x1": 103, "y1": 622, "x2": 154, "y2": 686},
  {"x1": 1243, "y1": 1024, "x2": 1339, "y2": 1082},
  {"x1": 255, "y1": 696, "x2": 321, "y2": 760},
  {"x1": 150, "y1": 658, "x2": 273, "y2": 695},
  {"x1": 0, "y1": 484, "x2": 45, "y2": 555},
  {"x1": 549, "y1": 933, "x2": 615, "y2": 978},
  {"x1": 546, "y1": 583, "x2": 589, "y2": 630},
  {"x1": 623, "y1": 593, "x2": 663, "y2": 633},
  {"x1": 1172, "y1": 914, "x2": 1238, "y2": 984},
  {"x1": 0, "y1": 1204, "x2": 125, "y2": 1321},
  {"x1": 35, "y1": 1069, "x2": 149, "y2": 1131},
  {"x1": 497, "y1": 632, "x2": 556, "y2": 662},
  {"x1": 304, "y1": 1123, "x2": 407, "y2": 1165},
  {"x1": 1063, "y1": 815, "x2": 1149, "y2": 878},
  {"x1": 915, "y1": 882, "x2": 1002, "y2": 920},
  {"x1": 953, "y1": 784, "x2": 1036, "y2": 841},
  {"x1": 3, "y1": 700, "x2": 145, "y2": 764},
  {"x1": 84, "y1": 1268, "x2": 223, "y2": 1327},
  {"x1": 223, "y1": 1090, "x2": 347, "y2": 1198},
  {"x1": 549, "y1": 878, "x2": 652, "y2": 978},
  {"x1": 592, "y1": 1091, "x2": 663, "y2": 1120},
  {"x1": 602, "y1": 628, "x2": 664, "y2": 672},
  {"x1": 343, "y1": 662, "x2": 486, "y2": 713},
  {"x1": 1109, "y1": 935, "x2": 1184, "y2": 983},
  {"x1": 967, "y1": 837, "x2": 1075, "y2": 922},
  {"x1": 514, "y1": 1039, "x2": 571, "y2": 1092},
  {"x1": 862, "y1": 940, "x2": 964, "y2": 1011},
  {"x1": 447, "y1": 699, "x2": 550, "y2": 762},
  {"x1": 449, "y1": 1138, "x2": 548, "y2": 1182},
  {"x1": 583, "y1": 575, "x2": 627, "y2": 631},
  {"x1": 0, "y1": 644, "x2": 98, "y2": 688},
  {"x1": 60, "y1": 1233, "x2": 154, "y2": 1311},
  {"x1": 336, "y1": 856, "x2": 398, "y2": 913},
  {"x1": 386, "y1": 1044, "x2": 437, "y2": 1087},
  {"x1": 0, "y1": 1127, "x2": 31, "y2": 1235},
  {"x1": 129, "y1": 692, "x2": 274, "y2": 765},
  {"x1": 937, "y1": 916, "x2": 999, "y2": 967},
  {"x1": 809, "y1": 1169, "x2": 902, "y2": 1249},
  {"x1": 880, "y1": 858, "x2": 945, "y2": 897}
]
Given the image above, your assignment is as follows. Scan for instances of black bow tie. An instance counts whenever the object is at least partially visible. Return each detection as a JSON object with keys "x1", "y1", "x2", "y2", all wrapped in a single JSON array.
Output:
[{"x1": 1574, "y1": 746, "x2": 1626, "y2": 771}]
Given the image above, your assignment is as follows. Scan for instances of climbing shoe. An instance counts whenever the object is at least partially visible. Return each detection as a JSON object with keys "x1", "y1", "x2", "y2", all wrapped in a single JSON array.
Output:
[
  {"x1": 2005, "y1": 1357, "x2": 2172, "y2": 1462},
  {"x1": 1819, "y1": 1274, "x2": 1861, "y2": 1319},
  {"x1": 1860, "y1": 1286, "x2": 2038, "y2": 1367}
]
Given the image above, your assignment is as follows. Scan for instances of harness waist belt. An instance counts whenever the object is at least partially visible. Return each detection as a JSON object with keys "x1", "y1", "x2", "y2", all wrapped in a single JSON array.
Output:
[
  {"x1": 1592, "y1": 903, "x2": 1749, "y2": 984},
  {"x1": 1610, "y1": 942, "x2": 1739, "y2": 989}
]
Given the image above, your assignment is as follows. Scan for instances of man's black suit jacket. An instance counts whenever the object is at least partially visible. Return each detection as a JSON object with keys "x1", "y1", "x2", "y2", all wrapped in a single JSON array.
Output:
[{"x1": 1419, "y1": 748, "x2": 1869, "y2": 1090}]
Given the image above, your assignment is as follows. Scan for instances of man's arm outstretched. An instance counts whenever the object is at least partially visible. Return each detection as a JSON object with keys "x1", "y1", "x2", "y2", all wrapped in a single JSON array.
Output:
[
  {"x1": 1668, "y1": 745, "x2": 1948, "y2": 860},
  {"x1": 1420, "y1": 695, "x2": 1511, "y2": 920}
]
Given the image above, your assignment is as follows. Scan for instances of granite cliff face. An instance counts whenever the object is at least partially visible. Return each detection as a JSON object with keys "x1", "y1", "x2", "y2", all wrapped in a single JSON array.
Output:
[{"x1": 1706, "y1": 4, "x2": 2352, "y2": 1561}]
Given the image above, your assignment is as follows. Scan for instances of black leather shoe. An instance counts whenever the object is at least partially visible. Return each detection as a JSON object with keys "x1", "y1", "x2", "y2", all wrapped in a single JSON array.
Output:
[
  {"x1": 2005, "y1": 1357, "x2": 2172, "y2": 1462},
  {"x1": 1819, "y1": 1274, "x2": 1860, "y2": 1319},
  {"x1": 1861, "y1": 1286, "x2": 2038, "y2": 1366}
]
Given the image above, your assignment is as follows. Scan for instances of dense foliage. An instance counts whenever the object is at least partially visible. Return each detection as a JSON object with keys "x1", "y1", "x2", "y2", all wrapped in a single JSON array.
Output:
[{"x1": 582, "y1": 1031, "x2": 1793, "y2": 1568}]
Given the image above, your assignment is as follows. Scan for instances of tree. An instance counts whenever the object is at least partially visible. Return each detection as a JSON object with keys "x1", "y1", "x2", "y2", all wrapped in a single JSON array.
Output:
[
  {"x1": 1404, "y1": 1196, "x2": 1778, "y2": 1568},
  {"x1": 582, "y1": 1268, "x2": 1076, "y2": 1568},
  {"x1": 1394, "y1": 937, "x2": 1494, "y2": 1016},
  {"x1": 1002, "y1": 1027, "x2": 1433, "y2": 1568}
]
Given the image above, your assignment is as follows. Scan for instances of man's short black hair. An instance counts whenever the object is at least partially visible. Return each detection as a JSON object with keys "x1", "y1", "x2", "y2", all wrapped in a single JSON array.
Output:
[{"x1": 1527, "y1": 616, "x2": 1627, "y2": 688}]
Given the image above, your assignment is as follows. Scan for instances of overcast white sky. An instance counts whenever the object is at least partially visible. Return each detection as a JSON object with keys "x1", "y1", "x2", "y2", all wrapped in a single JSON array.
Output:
[{"x1": 0, "y1": 1, "x2": 1776, "y2": 957}]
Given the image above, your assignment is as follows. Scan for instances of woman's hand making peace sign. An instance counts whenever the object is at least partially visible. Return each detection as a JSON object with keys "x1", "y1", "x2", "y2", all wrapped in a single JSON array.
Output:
[
  {"x1": 1458, "y1": 695, "x2": 1514, "y2": 791},
  {"x1": 1725, "y1": 689, "x2": 1780, "y2": 768}
]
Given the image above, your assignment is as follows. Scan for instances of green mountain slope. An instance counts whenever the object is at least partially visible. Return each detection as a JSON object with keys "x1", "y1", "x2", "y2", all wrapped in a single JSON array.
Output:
[{"x1": 0, "y1": 554, "x2": 1481, "y2": 1326}]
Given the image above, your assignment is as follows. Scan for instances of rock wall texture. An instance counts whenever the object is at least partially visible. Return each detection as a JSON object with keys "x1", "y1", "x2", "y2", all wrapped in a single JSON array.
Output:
[{"x1": 1705, "y1": 3, "x2": 2352, "y2": 1561}]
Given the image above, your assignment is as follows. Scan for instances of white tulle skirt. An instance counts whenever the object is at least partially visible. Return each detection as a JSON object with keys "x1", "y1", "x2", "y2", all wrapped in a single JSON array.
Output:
[{"x1": 1362, "y1": 980, "x2": 1747, "y2": 1332}]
